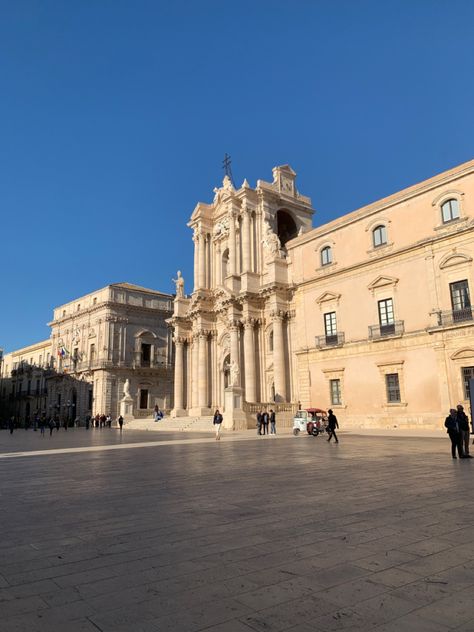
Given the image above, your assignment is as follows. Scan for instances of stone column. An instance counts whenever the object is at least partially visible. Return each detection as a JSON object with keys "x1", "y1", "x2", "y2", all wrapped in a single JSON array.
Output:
[
  {"x1": 243, "y1": 319, "x2": 256, "y2": 402},
  {"x1": 198, "y1": 332, "x2": 208, "y2": 408},
  {"x1": 199, "y1": 233, "x2": 206, "y2": 288},
  {"x1": 241, "y1": 208, "x2": 251, "y2": 273},
  {"x1": 229, "y1": 210, "x2": 237, "y2": 276},
  {"x1": 173, "y1": 338, "x2": 184, "y2": 412},
  {"x1": 215, "y1": 241, "x2": 221, "y2": 286},
  {"x1": 193, "y1": 232, "x2": 199, "y2": 291},
  {"x1": 230, "y1": 322, "x2": 240, "y2": 383},
  {"x1": 191, "y1": 335, "x2": 198, "y2": 407},
  {"x1": 272, "y1": 311, "x2": 286, "y2": 402}
]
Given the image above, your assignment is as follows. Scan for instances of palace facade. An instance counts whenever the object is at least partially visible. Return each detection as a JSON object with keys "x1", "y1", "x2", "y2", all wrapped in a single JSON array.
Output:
[
  {"x1": 170, "y1": 160, "x2": 474, "y2": 429},
  {"x1": 1, "y1": 283, "x2": 174, "y2": 422}
]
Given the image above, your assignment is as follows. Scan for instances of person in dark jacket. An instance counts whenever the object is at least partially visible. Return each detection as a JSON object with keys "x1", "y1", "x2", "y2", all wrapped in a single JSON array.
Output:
[
  {"x1": 261, "y1": 410, "x2": 269, "y2": 435},
  {"x1": 327, "y1": 409, "x2": 339, "y2": 443},
  {"x1": 256, "y1": 411, "x2": 262, "y2": 435},
  {"x1": 213, "y1": 409, "x2": 223, "y2": 440},
  {"x1": 445, "y1": 408, "x2": 465, "y2": 458},
  {"x1": 269, "y1": 410, "x2": 276, "y2": 435},
  {"x1": 456, "y1": 404, "x2": 471, "y2": 457}
]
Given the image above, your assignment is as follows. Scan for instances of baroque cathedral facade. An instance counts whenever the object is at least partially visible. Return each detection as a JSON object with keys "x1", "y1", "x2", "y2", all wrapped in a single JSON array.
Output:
[{"x1": 170, "y1": 160, "x2": 474, "y2": 429}]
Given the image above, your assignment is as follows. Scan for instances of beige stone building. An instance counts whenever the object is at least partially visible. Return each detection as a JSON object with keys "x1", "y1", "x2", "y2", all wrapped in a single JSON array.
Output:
[
  {"x1": 171, "y1": 160, "x2": 474, "y2": 429},
  {"x1": 0, "y1": 339, "x2": 52, "y2": 422},
  {"x1": 1, "y1": 283, "x2": 174, "y2": 422}
]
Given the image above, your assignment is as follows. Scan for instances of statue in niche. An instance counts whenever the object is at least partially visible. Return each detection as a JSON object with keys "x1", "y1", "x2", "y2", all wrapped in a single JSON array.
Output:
[
  {"x1": 172, "y1": 270, "x2": 185, "y2": 298},
  {"x1": 262, "y1": 222, "x2": 282, "y2": 259},
  {"x1": 230, "y1": 360, "x2": 240, "y2": 386},
  {"x1": 123, "y1": 379, "x2": 131, "y2": 399}
]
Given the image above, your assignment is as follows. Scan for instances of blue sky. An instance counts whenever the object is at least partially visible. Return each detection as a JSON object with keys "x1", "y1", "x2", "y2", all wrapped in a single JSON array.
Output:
[{"x1": 1, "y1": 0, "x2": 474, "y2": 352}]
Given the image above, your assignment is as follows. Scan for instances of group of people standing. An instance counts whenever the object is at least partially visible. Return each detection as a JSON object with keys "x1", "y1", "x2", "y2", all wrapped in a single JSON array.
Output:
[
  {"x1": 256, "y1": 409, "x2": 276, "y2": 435},
  {"x1": 445, "y1": 404, "x2": 472, "y2": 458}
]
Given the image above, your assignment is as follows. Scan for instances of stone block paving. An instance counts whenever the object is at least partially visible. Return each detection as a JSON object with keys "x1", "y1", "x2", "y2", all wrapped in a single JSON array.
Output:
[{"x1": 1, "y1": 428, "x2": 474, "y2": 631}]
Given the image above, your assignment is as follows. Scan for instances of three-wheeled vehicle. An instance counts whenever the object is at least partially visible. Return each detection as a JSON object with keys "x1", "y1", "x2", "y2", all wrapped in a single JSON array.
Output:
[{"x1": 292, "y1": 408, "x2": 328, "y2": 436}]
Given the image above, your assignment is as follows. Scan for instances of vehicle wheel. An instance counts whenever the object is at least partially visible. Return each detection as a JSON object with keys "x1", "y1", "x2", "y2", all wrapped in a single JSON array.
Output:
[{"x1": 293, "y1": 428, "x2": 300, "y2": 436}]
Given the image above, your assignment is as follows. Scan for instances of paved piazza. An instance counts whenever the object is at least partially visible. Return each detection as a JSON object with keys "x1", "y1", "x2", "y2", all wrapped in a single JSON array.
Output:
[{"x1": 1, "y1": 428, "x2": 474, "y2": 632}]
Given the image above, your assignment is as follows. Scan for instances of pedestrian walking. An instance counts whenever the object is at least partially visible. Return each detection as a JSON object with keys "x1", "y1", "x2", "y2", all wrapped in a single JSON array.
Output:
[
  {"x1": 456, "y1": 404, "x2": 472, "y2": 458},
  {"x1": 261, "y1": 410, "x2": 269, "y2": 435},
  {"x1": 40, "y1": 417, "x2": 46, "y2": 436},
  {"x1": 213, "y1": 409, "x2": 223, "y2": 440},
  {"x1": 49, "y1": 418, "x2": 55, "y2": 436},
  {"x1": 270, "y1": 409, "x2": 276, "y2": 434},
  {"x1": 327, "y1": 409, "x2": 339, "y2": 443},
  {"x1": 8, "y1": 417, "x2": 15, "y2": 435},
  {"x1": 55, "y1": 418, "x2": 60, "y2": 432},
  {"x1": 445, "y1": 408, "x2": 465, "y2": 458},
  {"x1": 256, "y1": 410, "x2": 262, "y2": 435},
  {"x1": 118, "y1": 415, "x2": 124, "y2": 432},
  {"x1": 85, "y1": 415, "x2": 90, "y2": 430}
]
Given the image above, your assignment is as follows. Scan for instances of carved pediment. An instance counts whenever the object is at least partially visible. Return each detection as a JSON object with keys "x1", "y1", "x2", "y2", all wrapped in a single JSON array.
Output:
[
  {"x1": 439, "y1": 253, "x2": 472, "y2": 270},
  {"x1": 368, "y1": 276, "x2": 399, "y2": 291},
  {"x1": 316, "y1": 291, "x2": 341, "y2": 305},
  {"x1": 451, "y1": 348, "x2": 474, "y2": 360}
]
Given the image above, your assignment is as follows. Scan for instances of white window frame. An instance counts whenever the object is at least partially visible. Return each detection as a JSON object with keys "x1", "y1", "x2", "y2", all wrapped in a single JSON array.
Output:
[
  {"x1": 441, "y1": 198, "x2": 460, "y2": 224},
  {"x1": 372, "y1": 225, "x2": 387, "y2": 248},
  {"x1": 321, "y1": 246, "x2": 332, "y2": 267}
]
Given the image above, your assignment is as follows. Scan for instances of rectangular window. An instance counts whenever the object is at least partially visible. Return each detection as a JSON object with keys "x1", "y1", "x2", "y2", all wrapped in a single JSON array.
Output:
[
  {"x1": 462, "y1": 366, "x2": 474, "y2": 400},
  {"x1": 378, "y1": 298, "x2": 395, "y2": 335},
  {"x1": 330, "y1": 379, "x2": 341, "y2": 405},
  {"x1": 90, "y1": 344, "x2": 96, "y2": 365},
  {"x1": 386, "y1": 373, "x2": 401, "y2": 403},
  {"x1": 36, "y1": 379, "x2": 40, "y2": 395},
  {"x1": 27, "y1": 380, "x2": 31, "y2": 395},
  {"x1": 139, "y1": 389, "x2": 149, "y2": 409},
  {"x1": 450, "y1": 280, "x2": 471, "y2": 322},
  {"x1": 324, "y1": 312, "x2": 337, "y2": 336},
  {"x1": 324, "y1": 312, "x2": 338, "y2": 345},
  {"x1": 141, "y1": 343, "x2": 151, "y2": 367}
]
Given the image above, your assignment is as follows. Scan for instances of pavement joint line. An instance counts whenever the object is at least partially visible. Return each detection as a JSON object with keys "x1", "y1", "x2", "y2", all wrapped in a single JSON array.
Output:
[{"x1": 0, "y1": 434, "x2": 287, "y2": 459}]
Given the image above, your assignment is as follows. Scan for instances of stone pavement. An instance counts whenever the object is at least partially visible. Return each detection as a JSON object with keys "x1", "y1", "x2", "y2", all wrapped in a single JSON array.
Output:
[{"x1": 0, "y1": 428, "x2": 474, "y2": 631}]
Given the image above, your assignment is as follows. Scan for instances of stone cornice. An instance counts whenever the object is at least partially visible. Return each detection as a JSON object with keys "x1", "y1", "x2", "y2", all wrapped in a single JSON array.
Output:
[
  {"x1": 46, "y1": 301, "x2": 173, "y2": 327},
  {"x1": 289, "y1": 159, "x2": 474, "y2": 250}
]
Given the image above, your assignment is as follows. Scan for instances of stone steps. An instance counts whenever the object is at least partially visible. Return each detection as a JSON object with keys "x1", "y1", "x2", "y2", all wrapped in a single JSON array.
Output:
[{"x1": 127, "y1": 416, "x2": 214, "y2": 432}]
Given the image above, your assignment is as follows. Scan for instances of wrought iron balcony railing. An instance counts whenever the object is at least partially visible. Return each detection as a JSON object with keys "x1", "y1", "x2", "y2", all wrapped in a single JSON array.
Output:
[
  {"x1": 315, "y1": 332, "x2": 345, "y2": 348},
  {"x1": 369, "y1": 320, "x2": 404, "y2": 340},
  {"x1": 434, "y1": 308, "x2": 473, "y2": 327}
]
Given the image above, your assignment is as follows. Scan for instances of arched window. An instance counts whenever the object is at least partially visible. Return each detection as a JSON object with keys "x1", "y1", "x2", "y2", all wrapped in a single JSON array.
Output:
[
  {"x1": 372, "y1": 225, "x2": 387, "y2": 248},
  {"x1": 276, "y1": 210, "x2": 298, "y2": 247},
  {"x1": 441, "y1": 198, "x2": 460, "y2": 223},
  {"x1": 321, "y1": 246, "x2": 332, "y2": 266}
]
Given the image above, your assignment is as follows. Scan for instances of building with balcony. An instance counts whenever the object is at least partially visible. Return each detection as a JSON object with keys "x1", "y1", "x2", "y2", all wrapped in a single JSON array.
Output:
[
  {"x1": 170, "y1": 159, "x2": 474, "y2": 429},
  {"x1": 1, "y1": 283, "x2": 174, "y2": 422},
  {"x1": 0, "y1": 339, "x2": 52, "y2": 423},
  {"x1": 289, "y1": 159, "x2": 474, "y2": 428}
]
